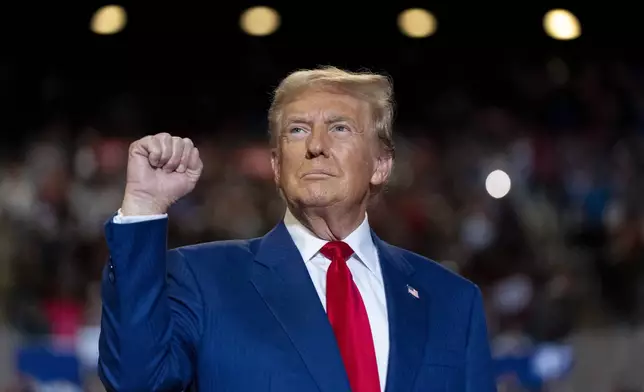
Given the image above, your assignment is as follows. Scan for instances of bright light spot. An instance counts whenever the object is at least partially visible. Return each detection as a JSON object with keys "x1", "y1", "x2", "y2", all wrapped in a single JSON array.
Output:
[
  {"x1": 531, "y1": 344, "x2": 574, "y2": 380},
  {"x1": 543, "y1": 9, "x2": 581, "y2": 40},
  {"x1": 485, "y1": 170, "x2": 511, "y2": 199},
  {"x1": 90, "y1": 5, "x2": 127, "y2": 35},
  {"x1": 240, "y1": 6, "x2": 280, "y2": 36},
  {"x1": 398, "y1": 8, "x2": 437, "y2": 38}
]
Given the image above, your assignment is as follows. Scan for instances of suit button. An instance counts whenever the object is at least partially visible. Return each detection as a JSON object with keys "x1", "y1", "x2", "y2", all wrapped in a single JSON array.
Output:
[{"x1": 108, "y1": 262, "x2": 115, "y2": 284}]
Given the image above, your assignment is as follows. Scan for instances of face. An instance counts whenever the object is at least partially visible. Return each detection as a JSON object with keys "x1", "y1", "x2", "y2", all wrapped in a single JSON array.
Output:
[{"x1": 271, "y1": 89, "x2": 392, "y2": 210}]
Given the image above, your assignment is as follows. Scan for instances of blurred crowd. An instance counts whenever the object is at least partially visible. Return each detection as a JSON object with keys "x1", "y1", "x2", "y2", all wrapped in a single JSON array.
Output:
[{"x1": 1, "y1": 58, "x2": 644, "y2": 390}]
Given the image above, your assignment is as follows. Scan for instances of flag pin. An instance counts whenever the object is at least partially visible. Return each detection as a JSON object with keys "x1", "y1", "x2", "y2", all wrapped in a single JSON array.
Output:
[{"x1": 407, "y1": 285, "x2": 419, "y2": 299}]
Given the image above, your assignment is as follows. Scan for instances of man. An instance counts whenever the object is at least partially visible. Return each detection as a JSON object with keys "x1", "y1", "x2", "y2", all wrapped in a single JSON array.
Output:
[{"x1": 99, "y1": 67, "x2": 495, "y2": 392}]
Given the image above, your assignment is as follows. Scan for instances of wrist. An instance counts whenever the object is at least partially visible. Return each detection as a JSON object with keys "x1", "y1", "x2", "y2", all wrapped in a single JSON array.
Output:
[{"x1": 121, "y1": 191, "x2": 168, "y2": 216}]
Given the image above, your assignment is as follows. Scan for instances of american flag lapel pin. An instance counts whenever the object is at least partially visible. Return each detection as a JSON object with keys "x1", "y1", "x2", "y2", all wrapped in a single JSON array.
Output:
[{"x1": 407, "y1": 284, "x2": 419, "y2": 299}]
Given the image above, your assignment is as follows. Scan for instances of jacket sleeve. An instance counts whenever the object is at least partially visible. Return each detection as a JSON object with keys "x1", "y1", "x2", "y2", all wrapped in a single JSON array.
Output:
[
  {"x1": 465, "y1": 286, "x2": 496, "y2": 392},
  {"x1": 98, "y1": 216, "x2": 204, "y2": 391}
]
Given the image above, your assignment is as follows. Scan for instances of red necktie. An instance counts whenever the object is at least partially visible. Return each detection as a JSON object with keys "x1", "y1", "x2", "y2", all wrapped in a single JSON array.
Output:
[{"x1": 321, "y1": 241, "x2": 380, "y2": 392}]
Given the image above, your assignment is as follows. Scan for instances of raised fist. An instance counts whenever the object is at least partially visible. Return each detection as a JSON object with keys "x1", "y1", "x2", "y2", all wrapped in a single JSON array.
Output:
[{"x1": 120, "y1": 133, "x2": 203, "y2": 216}]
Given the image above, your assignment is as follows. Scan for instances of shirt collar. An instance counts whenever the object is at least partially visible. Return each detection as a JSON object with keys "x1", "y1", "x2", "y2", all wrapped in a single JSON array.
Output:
[{"x1": 283, "y1": 208, "x2": 379, "y2": 276}]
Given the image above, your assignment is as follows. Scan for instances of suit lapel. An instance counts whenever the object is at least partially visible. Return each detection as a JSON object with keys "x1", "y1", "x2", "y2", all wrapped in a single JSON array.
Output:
[
  {"x1": 374, "y1": 234, "x2": 429, "y2": 392},
  {"x1": 250, "y1": 222, "x2": 351, "y2": 392}
]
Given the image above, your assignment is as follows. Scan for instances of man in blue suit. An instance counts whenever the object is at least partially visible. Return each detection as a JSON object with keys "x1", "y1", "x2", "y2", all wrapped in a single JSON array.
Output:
[{"x1": 99, "y1": 66, "x2": 495, "y2": 392}]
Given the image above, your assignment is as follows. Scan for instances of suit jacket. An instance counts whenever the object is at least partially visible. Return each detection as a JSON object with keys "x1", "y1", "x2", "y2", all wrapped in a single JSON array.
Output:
[{"x1": 98, "y1": 216, "x2": 495, "y2": 392}]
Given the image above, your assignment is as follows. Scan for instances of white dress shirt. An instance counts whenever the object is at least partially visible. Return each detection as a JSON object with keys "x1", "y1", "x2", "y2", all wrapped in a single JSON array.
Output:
[{"x1": 113, "y1": 209, "x2": 390, "y2": 390}]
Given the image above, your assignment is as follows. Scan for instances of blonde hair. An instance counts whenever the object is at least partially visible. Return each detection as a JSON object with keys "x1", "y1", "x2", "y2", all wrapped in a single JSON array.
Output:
[{"x1": 268, "y1": 66, "x2": 395, "y2": 158}]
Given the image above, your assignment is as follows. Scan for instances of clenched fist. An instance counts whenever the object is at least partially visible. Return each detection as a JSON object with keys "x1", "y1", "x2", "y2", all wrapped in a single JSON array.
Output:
[{"x1": 120, "y1": 133, "x2": 203, "y2": 216}]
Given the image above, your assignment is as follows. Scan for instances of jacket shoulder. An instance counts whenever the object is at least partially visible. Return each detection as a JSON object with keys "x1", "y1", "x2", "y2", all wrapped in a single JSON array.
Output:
[{"x1": 168, "y1": 237, "x2": 263, "y2": 270}]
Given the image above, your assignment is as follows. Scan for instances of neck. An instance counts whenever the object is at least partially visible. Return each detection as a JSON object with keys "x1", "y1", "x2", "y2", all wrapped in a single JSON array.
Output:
[{"x1": 289, "y1": 203, "x2": 367, "y2": 241}]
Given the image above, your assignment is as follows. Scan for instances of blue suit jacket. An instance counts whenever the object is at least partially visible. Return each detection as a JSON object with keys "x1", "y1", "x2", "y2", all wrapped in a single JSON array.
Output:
[{"x1": 99, "y1": 217, "x2": 495, "y2": 392}]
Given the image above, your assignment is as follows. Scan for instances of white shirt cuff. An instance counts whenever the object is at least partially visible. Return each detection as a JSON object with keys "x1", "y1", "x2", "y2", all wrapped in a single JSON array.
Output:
[{"x1": 112, "y1": 209, "x2": 168, "y2": 224}]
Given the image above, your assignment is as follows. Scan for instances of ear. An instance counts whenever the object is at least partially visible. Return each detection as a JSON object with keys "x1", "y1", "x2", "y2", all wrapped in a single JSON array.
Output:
[
  {"x1": 370, "y1": 153, "x2": 393, "y2": 187},
  {"x1": 271, "y1": 148, "x2": 280, "y2": 185}
]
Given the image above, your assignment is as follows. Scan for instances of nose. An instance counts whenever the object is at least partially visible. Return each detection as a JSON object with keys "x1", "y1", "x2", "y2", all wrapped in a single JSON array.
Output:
[{"x1": 305, "y1": 124, "x2": 330, "y2": 159}]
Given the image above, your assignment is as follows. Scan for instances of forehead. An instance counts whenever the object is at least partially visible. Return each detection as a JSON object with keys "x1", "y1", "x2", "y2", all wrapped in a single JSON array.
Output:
[{"x1": 282, "y1": 89, "x2": 370, "y2": 122}]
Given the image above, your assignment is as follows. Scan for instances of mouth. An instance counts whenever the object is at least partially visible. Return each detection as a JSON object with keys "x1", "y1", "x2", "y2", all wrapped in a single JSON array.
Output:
[{"x1": 301, "y1": 170, "x2": 335, "y2": 179}]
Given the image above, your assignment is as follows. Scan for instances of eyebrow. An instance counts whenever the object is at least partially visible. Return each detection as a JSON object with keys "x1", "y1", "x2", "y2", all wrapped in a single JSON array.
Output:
[{"x1": 285, "y1": 115, "x2": 355, "y2": 125}]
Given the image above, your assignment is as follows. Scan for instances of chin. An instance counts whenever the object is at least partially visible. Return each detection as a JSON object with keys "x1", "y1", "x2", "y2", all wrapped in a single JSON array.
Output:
[
  {"x1": 300, "y1": 196, "x2": 337, "y2": 208},
  {"x1": 290, "y1": 187, "x2": 340, "y2": 208}
]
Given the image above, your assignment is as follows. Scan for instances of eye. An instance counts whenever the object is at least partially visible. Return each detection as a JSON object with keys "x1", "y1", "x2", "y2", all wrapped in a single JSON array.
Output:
[
  {"x1": 332, "y1": 125, "x2": 349, "y2": 132},
  {"x1": 289, "y1": 127, "x2": 306, "y2": 134}
]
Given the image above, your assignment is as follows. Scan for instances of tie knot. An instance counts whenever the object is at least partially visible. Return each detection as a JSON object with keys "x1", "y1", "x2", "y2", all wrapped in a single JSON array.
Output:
[{"x1": 320, "y1": 241, "x2": 354, "y2": 263}]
